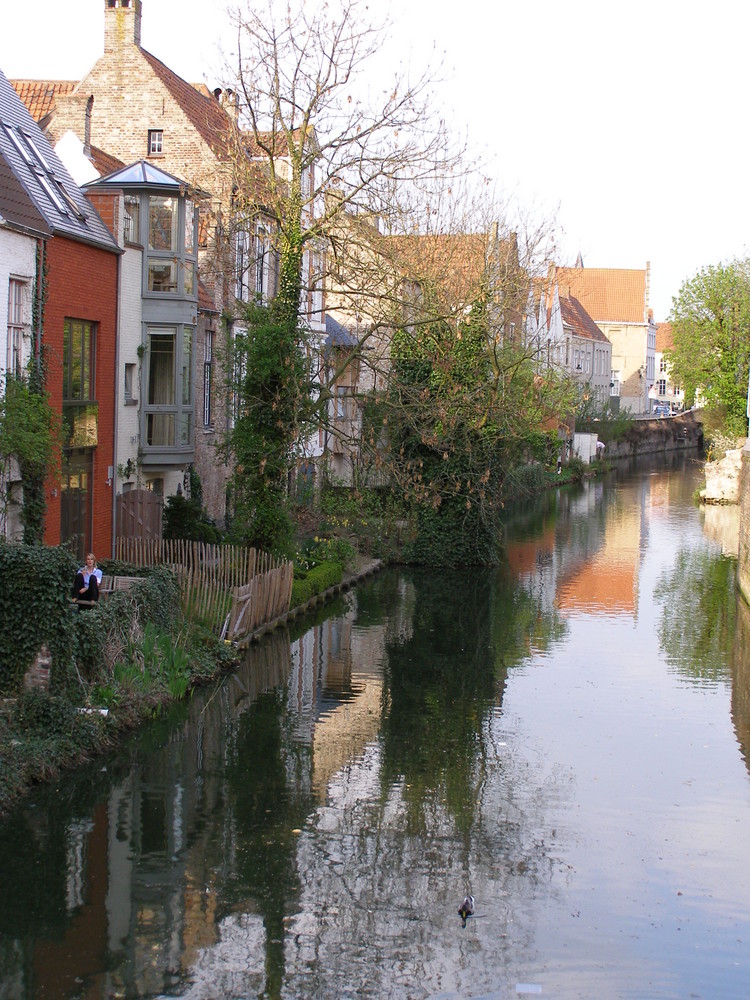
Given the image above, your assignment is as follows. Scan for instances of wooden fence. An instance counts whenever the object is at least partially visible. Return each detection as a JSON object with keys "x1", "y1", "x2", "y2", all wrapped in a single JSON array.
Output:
[
  {"x1": 113, "y1": 538, "x2": 293, "y2": 640},
  {"x1": 116, "y1": 489, "x2": 163, "y2": 541}
]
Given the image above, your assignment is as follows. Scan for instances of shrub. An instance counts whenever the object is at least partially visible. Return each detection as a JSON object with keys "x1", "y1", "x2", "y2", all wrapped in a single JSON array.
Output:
[
  {"x1": 0, "y1": 544, "x2": 77, "y2": 696},
  {"x1": 291, "y1": 561, "x2": 343, "y2": 607}
]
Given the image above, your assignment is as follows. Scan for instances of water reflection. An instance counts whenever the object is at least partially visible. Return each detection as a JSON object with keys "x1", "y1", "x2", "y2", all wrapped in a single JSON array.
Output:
[{"x1": 2, "y1": 458, "x2": 750, "y2": 998}]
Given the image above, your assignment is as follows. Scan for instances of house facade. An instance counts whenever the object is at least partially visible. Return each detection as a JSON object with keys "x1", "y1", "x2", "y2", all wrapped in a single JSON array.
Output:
[
  {"x1": 526, "y1": 280, "x2": 613, "y2": 411},
  {"x1": 0, "y1": 69, "x2": 120, "y2": 559},
  {"x1": 85, "y1": 161, "x2": 202, "y2": 504},
  {"x1": 652, "y1": 322, "x2": 684, "y2": 413},
  {"x1": 551, "y1": 263, "x2": 656, "y2": 414},
  {"x1": 0, "y1": 147, "x2": 51, "y2": 541},
  {"x1": 13, "y1": 0, "x2": 331, "y2": 526}
]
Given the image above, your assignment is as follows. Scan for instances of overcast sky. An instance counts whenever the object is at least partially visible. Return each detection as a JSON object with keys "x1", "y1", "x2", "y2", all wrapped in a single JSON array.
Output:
[{"x1": 2, "y1": 0, "x2": 748, "y2": 320}]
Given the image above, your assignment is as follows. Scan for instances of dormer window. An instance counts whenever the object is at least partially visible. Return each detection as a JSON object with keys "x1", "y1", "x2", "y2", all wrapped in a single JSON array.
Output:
[{"x1": 148, "y1": 130, "x2": 163, "y2": 156}]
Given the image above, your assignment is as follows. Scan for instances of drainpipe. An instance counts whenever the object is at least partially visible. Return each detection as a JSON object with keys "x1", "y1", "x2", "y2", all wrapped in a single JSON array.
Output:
[{"x1": 111, "y1": 238, "x2": 123, "y2": 560}]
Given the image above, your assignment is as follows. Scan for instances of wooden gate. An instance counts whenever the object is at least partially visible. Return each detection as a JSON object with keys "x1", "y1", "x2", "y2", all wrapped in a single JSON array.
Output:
[{"x1": 115, "y1": 488, "x2": 163, "y2": 541}]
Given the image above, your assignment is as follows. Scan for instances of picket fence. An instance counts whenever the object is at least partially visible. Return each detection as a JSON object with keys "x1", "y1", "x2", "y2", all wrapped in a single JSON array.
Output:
[{"x1": 114, "y1": 538, "x2": 293, "y2": 641}]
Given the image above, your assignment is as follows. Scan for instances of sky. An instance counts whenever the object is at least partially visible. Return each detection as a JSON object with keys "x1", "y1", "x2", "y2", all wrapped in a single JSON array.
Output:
[{"x1": 1, "y1": 0, "x2": 749, "y2": 321}]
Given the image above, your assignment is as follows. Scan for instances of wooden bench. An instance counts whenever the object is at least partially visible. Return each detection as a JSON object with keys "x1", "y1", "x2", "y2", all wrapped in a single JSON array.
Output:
[{"x1": 71, "y1": 575, "x2": 146, "y2": 608}]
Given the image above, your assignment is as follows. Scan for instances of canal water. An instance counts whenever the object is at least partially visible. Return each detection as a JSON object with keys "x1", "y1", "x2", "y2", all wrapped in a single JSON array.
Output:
[{"x1": 2, "y1": 455, "x2": 749, "y2": 1000}]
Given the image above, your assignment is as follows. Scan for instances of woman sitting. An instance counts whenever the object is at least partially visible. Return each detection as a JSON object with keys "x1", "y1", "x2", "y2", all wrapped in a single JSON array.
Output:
[{"x1": 73, "y1": 553, "x2": 103, "y2": 604}]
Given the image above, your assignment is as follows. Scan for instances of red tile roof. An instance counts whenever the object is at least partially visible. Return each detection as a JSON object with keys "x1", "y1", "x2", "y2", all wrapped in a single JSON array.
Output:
[
  {"x1": 553, "y1": 266, "x2": 649, "y2": 325},
  {"x1": 10, "y1": 79, "x2": 76, "y2": 122},
  {"x1": 559, "y1": 295, "x2": 609, "y2": 343},
  {"x1": 89, "y1": 144, "x2": 125, "y2": 177},
  {"x1": 655, "y1": 321, "x2": 673, "y2": 352}
]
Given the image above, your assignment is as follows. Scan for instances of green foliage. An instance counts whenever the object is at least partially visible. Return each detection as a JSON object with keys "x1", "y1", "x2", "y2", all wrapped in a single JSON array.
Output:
[
  {"x1": 74, "y1": 567, "x2": 182, "y2": 686},
  {"x1": 501, "y1": 461, "x2": 547, "y2": 503},
  {"x1": 0, "y1": 373, "x2": 60, "y2": 544},
  {"x1": 291, "y1": 561, "x2": 343, "y2": 607},
  {"x1": 163, "y1": 493, "x2": 221, "y2": 543},
  {"x1": 162, "y1": 468, "x2": 221, "y2": 543},
  {"x1": 567, "y1": 455, "x2": 587, "y2": 481},
  {"x1": 317, "y1": 484, "x2": 406, "y2": 561},
  {"x1": 668, "y1": 259, "x2": 750, "y2": 436},
  {"x1": 578, "y1": 411, "x2": 634, "y2": 443},
  {"x1": 225, "y1": 302, "x2": 307, "y2": 554},
  {"x1": 0, "y1": 545, "x2": 77, "y2": 696},
  {"x1": 11, "y1": 687, "x2": 77, "y2": 734},
  {"x1": 297, "y1": 532, "x2": 356, "y2": 570}
]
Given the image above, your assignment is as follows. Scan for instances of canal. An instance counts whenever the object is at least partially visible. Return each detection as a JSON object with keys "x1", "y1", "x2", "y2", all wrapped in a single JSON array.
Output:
[{"x1": 1, "y1": 454, "x2": 749, "y2": 999}]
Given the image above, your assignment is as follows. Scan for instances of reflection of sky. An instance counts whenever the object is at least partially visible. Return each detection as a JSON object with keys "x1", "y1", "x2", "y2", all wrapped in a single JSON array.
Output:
[{"x1": 498, "y1": 466, "x2": 750, "y2": 997}]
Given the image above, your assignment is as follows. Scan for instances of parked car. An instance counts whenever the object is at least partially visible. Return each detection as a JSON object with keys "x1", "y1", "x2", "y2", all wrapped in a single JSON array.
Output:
[{"x1": 653, "y1": 404, "x2": 671, "y2": 417}]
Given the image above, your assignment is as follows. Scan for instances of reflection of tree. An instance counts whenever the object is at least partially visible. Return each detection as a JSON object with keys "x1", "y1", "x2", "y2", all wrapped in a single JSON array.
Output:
[
  {"x1": 492, "y1": 566, "x2": 568, "y2": 668},
  {"x1": 657, "y1": 546, "x2": 736, "y2": 682},
  {"x1": 221, "y1": 690, "x2": 316, "y2": 999},
  {"x1": 380, "y1": 569, "x2": 504, "y2": 832}
]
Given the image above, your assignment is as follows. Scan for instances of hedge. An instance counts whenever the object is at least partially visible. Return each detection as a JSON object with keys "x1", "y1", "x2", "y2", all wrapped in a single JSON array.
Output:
[{"x1": 291, "y1": 561, "x2": 343, "y2": 608}]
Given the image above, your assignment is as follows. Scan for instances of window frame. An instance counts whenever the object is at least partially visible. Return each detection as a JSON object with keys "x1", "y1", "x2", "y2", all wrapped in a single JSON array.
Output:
[{"x1": 147, "y1": 129, "x2": 164, "y2": 157}]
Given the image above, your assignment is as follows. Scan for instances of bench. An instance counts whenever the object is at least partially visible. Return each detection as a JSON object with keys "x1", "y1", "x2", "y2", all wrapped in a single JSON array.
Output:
[{"x1": 71, "y1": 575, "x2": 146, "y2": 608}]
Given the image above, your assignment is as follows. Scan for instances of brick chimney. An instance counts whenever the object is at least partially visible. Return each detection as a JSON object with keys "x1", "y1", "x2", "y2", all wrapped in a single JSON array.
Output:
[{"x1": 104, "y1": 0, "x2": 142, "y2": 53}]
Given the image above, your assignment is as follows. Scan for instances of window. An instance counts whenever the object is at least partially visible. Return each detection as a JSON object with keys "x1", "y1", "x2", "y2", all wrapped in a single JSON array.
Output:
[
  {"x1": 657, "y1": 379, "x2": 667, "y2": 395},
  {"x1": 145, "y1": 194, "x2": 196, "y2": 297},
  {"x1": 149, "y1": 195, "x2": 177, "y2": 251},
  {"x1": 203, "y1": 329, "x2": 213, "y2": 427},
  {"x1": 143, "y1": 325, "x2": 194, "y2": 452},
  {"x1": 124, "y1": 194, "x2": 140, "y2": 243},
  {"x1": 148, "y1": 130, "x2": 163, "y2": 156},
  {"x1": 335, "y1": 385, "x2": 346, "y2": 419},
  {"x1": 6, "y1": 278, "x2": 28, "y2": 375},
  {"x1": 63, "y1": 319, "x2": 98, "y2": 447},
  {"x1": 124, "y1": 363, "x2": 137, "y2": 403},
  {"x1": 235, "y1": 223, "x2": 277, "y2": 303},
  {"x1": 659, "y1": 356, "x2": 668, "y2": 373}
]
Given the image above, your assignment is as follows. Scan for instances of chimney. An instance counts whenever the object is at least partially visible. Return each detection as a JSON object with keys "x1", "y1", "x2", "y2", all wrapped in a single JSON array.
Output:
[{"x1": 104, "y1": 0, "x2": 142, "y2": 54}]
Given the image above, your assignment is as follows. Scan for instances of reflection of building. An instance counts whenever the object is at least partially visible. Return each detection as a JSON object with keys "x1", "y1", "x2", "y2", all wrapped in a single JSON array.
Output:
[
  {"x1": 556, "y1": 487, "x2": 642, "y2": 616},
  {"x1": 290, "y1": 607, "x2": 387, "y2": 800}
]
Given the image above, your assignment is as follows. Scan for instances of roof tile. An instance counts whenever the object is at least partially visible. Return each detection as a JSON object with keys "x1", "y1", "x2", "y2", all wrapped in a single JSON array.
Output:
[{"x1": 554, "y1": 266, "x2": 648, "y2": 325}]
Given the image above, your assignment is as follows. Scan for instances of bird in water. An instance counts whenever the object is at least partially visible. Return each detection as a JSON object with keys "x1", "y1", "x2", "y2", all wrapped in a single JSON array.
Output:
[{"x1": 458, "y1": 895, "x2": 474, "y2": 927}]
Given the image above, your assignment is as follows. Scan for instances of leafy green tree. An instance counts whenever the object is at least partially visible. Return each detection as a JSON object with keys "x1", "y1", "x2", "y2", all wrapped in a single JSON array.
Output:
[
  {"x1": 667, "y1": 259, "x2": 750, "y2": 436},
  {"x1": 386, "y1": 298, "x2": 575, "y2": 565}
]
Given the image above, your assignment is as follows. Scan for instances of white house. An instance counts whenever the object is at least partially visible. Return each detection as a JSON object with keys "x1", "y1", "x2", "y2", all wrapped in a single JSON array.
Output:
[{"x1": 0, "y1": 145, "x2": 51, "y2": 540}]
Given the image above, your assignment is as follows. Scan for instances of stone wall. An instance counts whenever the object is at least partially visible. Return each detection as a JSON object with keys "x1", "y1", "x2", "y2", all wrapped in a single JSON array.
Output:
[{"x1": 596, "y1": 412, "x2": 703, "y2": 461}]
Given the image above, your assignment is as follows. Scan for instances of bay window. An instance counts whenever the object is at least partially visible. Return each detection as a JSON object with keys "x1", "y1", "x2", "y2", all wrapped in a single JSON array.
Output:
[{"x1": 143, "y1": 325, "x2": 194, "y2": 455}]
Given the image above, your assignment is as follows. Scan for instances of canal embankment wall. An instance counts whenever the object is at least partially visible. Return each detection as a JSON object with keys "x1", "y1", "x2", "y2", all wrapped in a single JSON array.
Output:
[{"x1": 594, "y1": 411, "x2": 703, "y2": 461}]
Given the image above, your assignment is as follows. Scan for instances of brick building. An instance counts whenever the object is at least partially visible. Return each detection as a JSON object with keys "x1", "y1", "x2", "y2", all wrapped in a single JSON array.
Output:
[
  {"x1": 13, "y1": 0, "x2": 240, "y2": 525},
  {"x1": 0, "y1": 69, "x2": 120, "y2": 558}
]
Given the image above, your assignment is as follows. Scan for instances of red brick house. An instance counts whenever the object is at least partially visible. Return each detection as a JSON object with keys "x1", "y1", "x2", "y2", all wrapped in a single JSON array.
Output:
[{"x1": 0, "y1": 69, "x2": 120, "y2": 559}]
